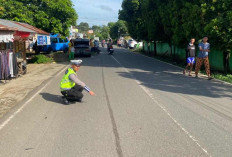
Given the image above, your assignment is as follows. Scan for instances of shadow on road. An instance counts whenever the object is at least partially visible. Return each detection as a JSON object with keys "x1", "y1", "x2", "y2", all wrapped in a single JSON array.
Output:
[
  {"x1": 40, "y1": 93, "x2": 63, "y2": 104},
  {"x1": 78, "y1": 47, "x2": 232, "y2": 99}
]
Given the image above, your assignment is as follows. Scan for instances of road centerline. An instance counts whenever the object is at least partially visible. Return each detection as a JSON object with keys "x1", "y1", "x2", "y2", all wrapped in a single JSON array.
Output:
[
  {"x1": 101, "y1": 56, "x2": 124, "y2": 157},
  {"x1": 111, "y1": 55, "x2": 211, "y2": 157}
]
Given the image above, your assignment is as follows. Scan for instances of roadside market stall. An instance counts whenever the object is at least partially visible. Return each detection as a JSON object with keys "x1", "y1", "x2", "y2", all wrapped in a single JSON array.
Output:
[
  {"x1": 0, "y1": 19, "x2": 37, "y2": 80},
  {"x1": 15, "y1": 22, "x2": 50, "y2": 53},
  {"x1": 0, "y1": 24, "x2": 17, "y2": 82},
  {"x1": 0, "y1": 19, "x2": 49, "y2": 83}
]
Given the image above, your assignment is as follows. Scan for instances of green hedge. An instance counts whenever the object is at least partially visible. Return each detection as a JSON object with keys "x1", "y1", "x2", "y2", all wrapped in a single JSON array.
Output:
[{"x1": 144, "y1": 41, "x2": 231, "y2": 73}]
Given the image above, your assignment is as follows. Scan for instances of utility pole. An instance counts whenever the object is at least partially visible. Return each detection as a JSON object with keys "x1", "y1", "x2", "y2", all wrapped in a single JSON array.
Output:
[{"x1": 118, "y1": 28, "x2": 120, "y2": 39}]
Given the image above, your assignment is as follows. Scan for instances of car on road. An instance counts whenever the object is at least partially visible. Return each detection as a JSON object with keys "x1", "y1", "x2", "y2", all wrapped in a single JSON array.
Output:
[
  {"x1": 74, "y1": 38, "x2": 91, "y2": 57},
  {"x1": 128, "y1": 39, "x2": 138, "y2": 49}
]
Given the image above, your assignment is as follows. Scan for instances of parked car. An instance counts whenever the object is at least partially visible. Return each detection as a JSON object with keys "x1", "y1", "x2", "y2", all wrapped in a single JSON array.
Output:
[
  {"x1": 74, "y1": 38, "x2": 91, "y2": 57},
  {"x1": 42, "y1": 37, "x2": 69, "y2": 53},
  {"x1": 128, "y1": 39, "x2": 138, "y2": 49}
]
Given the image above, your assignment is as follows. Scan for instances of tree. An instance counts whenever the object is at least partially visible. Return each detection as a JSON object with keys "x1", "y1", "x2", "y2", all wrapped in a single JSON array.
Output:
[
  {"x1": 203, "y1": 0, "x2": 232, "y2": 73},
  {"x1": 0, "y1": 0, "x2": 78, "y2": 36},
  {"x1": 91, "y1": 25, "x2": 110, "y2": 40},
  {"x1": 108, "y1": 20, "x2": 128, "y2": 40},
  {"x1": 119, "y1": 0, "x2": 232, "y2": 72},
  {"x1": 119, "y1": 0, "x2": 141, "y2": 40},
  {"x1": 78, "y1": 22, "x2": 90, "y2": 33},
  {"x1": 119, "y1": 0, "x2": 231, "y2": 47},
  {"x1": 100, "y1": 25, "x2": 110, "y2": 40}
]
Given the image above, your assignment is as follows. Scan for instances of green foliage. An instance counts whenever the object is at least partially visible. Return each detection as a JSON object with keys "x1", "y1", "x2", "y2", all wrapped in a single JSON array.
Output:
[
  {"x1": 78, "y1": 22, "x2": 90, "y2": 33},
  {"x1": 76, "y1": 22, "x2": 110, "y2": 40},
  {"x1": 213, "y1": 73, "x2": 232, "y2": 83},
  {"x1": 108, "y1": 20, "x2": 128, "y2": 40},
  {"x1": 91, "y1": 25, "x2": 110, "y2": 40},
  {"x1": 30, "y1": 54, "x2": 53, "y2": 64},
  {"x1": 119, "y1": 0, "x2": 144, "y2": 40},
  {"x1": 100, "y1": 25, "x2": 110, "y2": 40},
  {"x1": 76, "y1": 20, "x2": 128, "y2": 40},
  {"x1": 203, "y1": 0, "x2": 232, "y2": 52},
  {"x1": 0, "y1": 0, "x2": 78, "y2": 36},
  {"x1": 119, "y1": 0, "x2": 232, "y2": 51}
]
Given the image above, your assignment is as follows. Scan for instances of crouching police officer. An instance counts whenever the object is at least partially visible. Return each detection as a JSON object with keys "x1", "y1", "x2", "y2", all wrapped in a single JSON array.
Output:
[{"x1": 60, "y1": 60, "x2": 95, "y2": 105}]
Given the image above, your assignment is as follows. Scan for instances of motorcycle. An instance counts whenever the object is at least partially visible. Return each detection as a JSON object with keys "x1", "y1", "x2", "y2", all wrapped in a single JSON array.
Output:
[{"x1": 108, "y1": 46, "x2": 114, "y2": 55}]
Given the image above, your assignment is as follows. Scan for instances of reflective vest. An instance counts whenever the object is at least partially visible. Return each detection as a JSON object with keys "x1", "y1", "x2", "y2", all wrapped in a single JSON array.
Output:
[{"x1": 60, "y1": 68, "x2": 76, "y2": 90}]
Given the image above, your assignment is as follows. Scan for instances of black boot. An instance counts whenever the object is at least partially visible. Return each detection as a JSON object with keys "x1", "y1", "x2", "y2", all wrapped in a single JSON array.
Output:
[{"x1": 62, "y1": 96, "x2": 70, "y2": 105}]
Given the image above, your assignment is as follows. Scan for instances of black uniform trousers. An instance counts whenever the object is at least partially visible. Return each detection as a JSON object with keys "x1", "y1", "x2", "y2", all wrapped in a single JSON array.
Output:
[{"x1": 61, "y1": 85, "x2": 84, "y2": 101}]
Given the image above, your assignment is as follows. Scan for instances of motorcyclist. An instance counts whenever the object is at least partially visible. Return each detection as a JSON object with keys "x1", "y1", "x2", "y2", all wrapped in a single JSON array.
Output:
[
  {"x1": 107, "y1": 39, "x2": 113, "y2": 51},
  {"x1": 101, "y1": 40, "x2": 105, "y2": 47},
  {"x1": 94, "y1": 40, "x2": 100, "y2": 53}
]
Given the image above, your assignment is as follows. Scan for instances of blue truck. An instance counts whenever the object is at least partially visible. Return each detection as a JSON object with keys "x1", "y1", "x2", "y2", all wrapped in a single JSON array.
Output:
[{"x1": 41, "y1": 34, "x2": 70, "y2": 53}]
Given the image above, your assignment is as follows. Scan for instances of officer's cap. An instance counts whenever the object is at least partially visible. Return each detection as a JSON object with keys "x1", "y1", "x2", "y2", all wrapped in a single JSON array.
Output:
[{"x1": 70, "y1": 59, "x2": 82, "y2": 66}]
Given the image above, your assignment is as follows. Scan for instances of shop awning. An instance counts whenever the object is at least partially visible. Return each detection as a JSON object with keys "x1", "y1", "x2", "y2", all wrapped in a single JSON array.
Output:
[
  {"x1": 0, "y1": 19, "x2": 35, "y2": 33},
  {"x1": 0, "y1": 24, "x2": 18, "y2": 31},
  {"x1": 14, "y1": 31, "x2": 30, "y2": 38},
  {"x1": 15, "y1": 22, "x2": 49, "y2": 35}
]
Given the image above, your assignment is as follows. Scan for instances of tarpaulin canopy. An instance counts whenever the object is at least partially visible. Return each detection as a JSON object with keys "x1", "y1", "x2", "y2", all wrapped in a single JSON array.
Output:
[{"x1": 14, "y1": 31, "x2": 30, "y2": 38}]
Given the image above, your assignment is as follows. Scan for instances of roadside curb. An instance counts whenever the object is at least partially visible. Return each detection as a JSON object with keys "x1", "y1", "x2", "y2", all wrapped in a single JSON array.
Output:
[
  {"x1": 0, "y1": 63, "x2": 69, "y2": 127},
  {"x1": 131, "y1": 50, "x2": 232, "y2": 86}
]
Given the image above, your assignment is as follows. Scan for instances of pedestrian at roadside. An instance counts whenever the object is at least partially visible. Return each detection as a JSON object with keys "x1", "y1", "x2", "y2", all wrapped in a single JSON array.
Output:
[
  {"x1": 90, "y1": 39, "x2": 94, "y2": 52},
  {"x1": 102, "y1": 40, "x2": 105, "y2": 47},
  {"x1": 68, "y1": 39, "x2": 72, "y2": 53},
  {"x1": 124, "y1": 39, "x2": 128, "y2": 48},
  {"x1": 183, "y1": 38, "x2": 196, "y2": 76},
  {"x1": 195, "y1": 36, "x2": 212, "y2": 80},
  {"x1": 117, "y1": 39, "x2": 121, "y2": 48},
  {"x1": 69, "y1": 40, "x2": 74, "y2": 60},
  {"x1": 60, "y1": 60, "x2": 96, "y2": 105}
]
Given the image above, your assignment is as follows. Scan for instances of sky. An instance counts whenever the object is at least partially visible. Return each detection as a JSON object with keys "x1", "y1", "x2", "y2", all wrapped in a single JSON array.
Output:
[{"x1": 72, "y1": 0, "x2": 123, "y2": 27}]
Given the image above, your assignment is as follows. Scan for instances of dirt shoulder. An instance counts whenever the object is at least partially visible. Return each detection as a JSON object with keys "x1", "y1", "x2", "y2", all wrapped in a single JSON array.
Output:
[{"x1": 0, "y1": 62, "x2": 67, "y2": 118}]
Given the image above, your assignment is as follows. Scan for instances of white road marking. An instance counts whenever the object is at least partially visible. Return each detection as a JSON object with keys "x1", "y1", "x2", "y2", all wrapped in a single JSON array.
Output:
[
  {"x1": 112, "y1": 55, "x2": 211, "y2": 157},
  {"x1": 0, "y1": 65, "x2": 69, "y2": 131}
]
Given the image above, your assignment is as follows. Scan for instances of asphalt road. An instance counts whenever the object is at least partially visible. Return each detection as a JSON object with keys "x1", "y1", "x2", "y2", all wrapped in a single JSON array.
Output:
[{"x1": 0, "y1": 47, "x2": 232, "y2": 157}]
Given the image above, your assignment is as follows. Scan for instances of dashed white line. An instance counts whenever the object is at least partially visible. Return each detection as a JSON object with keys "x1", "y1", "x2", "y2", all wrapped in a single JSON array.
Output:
[{"x1": 111, "y1": 55, "x2": 211, "y2": 157}]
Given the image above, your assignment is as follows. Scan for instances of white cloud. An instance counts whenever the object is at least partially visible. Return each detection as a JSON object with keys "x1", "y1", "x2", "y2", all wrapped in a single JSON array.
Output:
[{"x1": 98, "y1": 5, "x2": 113, "y2": 12}]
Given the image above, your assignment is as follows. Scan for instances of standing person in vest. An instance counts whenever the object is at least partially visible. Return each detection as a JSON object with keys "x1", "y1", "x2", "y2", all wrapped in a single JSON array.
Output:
[
  {"x1": 183, "y1": 38, "x2": 196, "y2": 76},
  {"x1": 195, "y1": 36, "x2": 212, "y2": 80},
  {"x1": 60, "y1": 60, "x2": 95, "y2": 105}
]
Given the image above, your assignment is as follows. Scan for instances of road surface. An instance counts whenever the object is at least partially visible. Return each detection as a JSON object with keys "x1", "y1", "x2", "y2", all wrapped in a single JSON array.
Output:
[{"x1": 0, "y1": 48, "x2": 232, "y2": 157}]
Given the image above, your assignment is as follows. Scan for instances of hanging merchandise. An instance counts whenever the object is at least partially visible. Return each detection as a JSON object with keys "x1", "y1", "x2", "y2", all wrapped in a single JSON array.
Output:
[
  {"x1": 0, "y1": 50, "x2": 18, "y2": 80},
  {"x1": 0, "y1": 32, "x2": 14, "y2": 43},
  {"x1": 0, "y1": 51, "x2": 10, "y2": 80},
  {"x1": 8, "y1": 52, "x2": 18, "y2": 77}
]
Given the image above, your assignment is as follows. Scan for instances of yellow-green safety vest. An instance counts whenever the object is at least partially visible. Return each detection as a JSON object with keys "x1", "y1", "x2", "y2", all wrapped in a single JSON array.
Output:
[{"x1": 60, "y1": 68, "x2": 76, "y2": 90}]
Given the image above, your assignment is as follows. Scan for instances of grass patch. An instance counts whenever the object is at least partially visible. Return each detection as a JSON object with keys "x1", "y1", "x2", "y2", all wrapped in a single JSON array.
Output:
[
  {"x1": 212, "y1": 73, "x2": 232, "y2": 84},
  {"x1": 131, "y1": 48, "x2": 143, "y2": 53},
  {"x1": 29, "y1": 54, "x2": 53, "y2": 64},
  {"x1": 49, "y1": 52, "x2": 68, "y2": 62}
]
